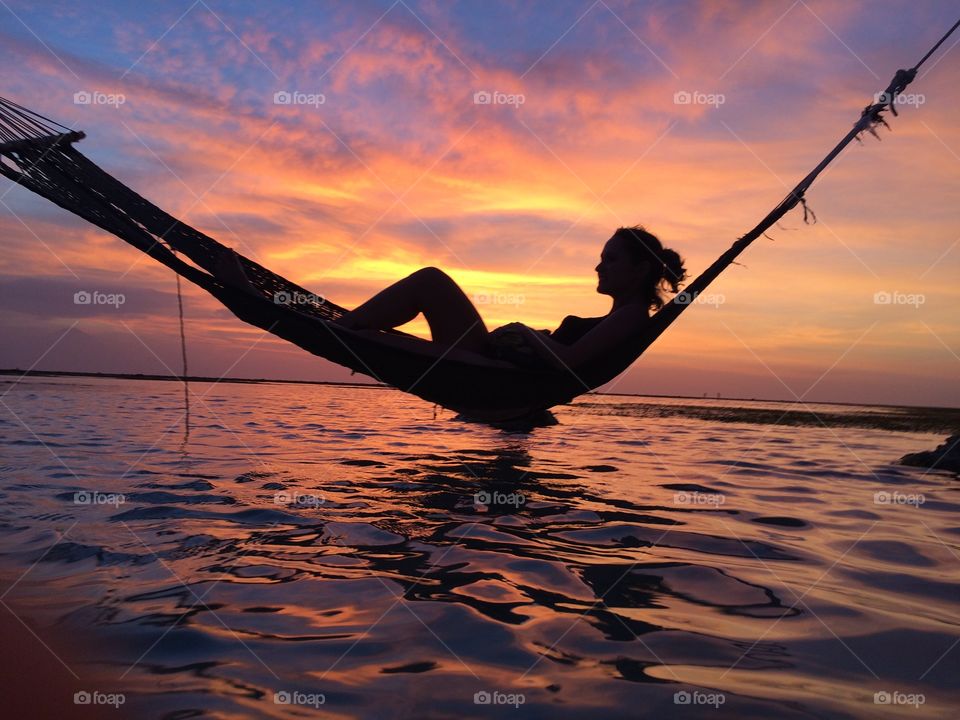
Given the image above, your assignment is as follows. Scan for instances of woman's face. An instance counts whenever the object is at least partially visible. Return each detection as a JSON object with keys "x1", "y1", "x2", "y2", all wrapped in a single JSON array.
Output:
[{"x1": 595, "y1": 236, "x2": 650, "y2": 298}]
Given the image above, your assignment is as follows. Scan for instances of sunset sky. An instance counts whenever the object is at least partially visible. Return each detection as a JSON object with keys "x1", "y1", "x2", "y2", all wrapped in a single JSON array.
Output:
[{"x1": 1, "y1": 0, "x2": 958, "y2": 407}]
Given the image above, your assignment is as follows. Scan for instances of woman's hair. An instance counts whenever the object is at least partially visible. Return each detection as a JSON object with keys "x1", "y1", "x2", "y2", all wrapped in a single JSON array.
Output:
[{"x1": 611, "y1": 225, "x2": 687, "y2": 311}]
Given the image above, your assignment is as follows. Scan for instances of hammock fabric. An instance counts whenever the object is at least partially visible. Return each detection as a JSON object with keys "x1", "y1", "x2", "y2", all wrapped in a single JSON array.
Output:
[{"x1": 0, "y1": 25, "x2": 954, "y2": 422}]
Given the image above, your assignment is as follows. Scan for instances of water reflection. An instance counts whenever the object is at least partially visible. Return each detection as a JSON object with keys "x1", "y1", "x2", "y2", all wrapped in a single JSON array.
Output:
[{"x1": 1, "y1": 379, "x2": 958, "y2": 718}]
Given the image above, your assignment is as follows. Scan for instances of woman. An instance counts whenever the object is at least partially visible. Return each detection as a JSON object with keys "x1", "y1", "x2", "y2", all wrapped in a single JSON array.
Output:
[{"x1": 335, "y1": 226, "x2": 686, "y2": 372}]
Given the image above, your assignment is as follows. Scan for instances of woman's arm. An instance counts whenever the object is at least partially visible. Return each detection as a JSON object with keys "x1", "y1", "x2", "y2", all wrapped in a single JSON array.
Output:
[{"x1": 518, "y1": 305, "x2": 649, "y2": 371}]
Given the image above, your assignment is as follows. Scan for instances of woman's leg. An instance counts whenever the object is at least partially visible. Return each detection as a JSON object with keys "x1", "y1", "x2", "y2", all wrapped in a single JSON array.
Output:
[{"x1": 335, "y1": 267, "x2": 490, "y2": 351}]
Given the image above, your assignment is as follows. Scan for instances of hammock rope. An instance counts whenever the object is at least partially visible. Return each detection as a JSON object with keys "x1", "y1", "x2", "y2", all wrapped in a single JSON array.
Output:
[
  {"x1": 628, "y1": 21, "x2": 958, "y2": 354},
  {"x1": 1, "y1": 20, "x2": 957, "y2": 422}
]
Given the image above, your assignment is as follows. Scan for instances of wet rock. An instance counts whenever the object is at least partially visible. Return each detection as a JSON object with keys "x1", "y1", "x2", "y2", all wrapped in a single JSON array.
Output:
[{"x1": 899, "y1": 435, "x2": 960, "y2": 473}]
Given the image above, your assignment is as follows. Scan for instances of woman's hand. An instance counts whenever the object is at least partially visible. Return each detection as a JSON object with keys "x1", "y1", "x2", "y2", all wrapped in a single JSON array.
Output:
[{"x1": 516, "y1": 324, "x2": 569, "y2": 372}]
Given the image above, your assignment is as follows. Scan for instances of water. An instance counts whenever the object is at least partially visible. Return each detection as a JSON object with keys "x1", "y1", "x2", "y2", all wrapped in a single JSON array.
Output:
[{"x1": 0, "y1": 376, "x2": 958, "y2": 718}]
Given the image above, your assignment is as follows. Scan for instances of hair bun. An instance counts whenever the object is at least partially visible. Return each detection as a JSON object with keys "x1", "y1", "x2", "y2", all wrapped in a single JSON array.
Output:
[
  {"x1": 611, "y1": 225, "x2": 687, "y2": 311},
  {"x1": 658, "y1": 248, "x2": 687, "y2": 293}
]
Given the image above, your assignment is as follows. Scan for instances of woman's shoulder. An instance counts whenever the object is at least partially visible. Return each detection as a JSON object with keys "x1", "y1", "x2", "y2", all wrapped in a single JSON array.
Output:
[
  {"x1": 571, "y1": 305, "x2": 649, "y2": 338},
  {"x1": 611, "y1": 303, "x2": 650, "y2": 320},
  {"x1": 600, "y1": 304, "x2": 650, "y2": 330}
]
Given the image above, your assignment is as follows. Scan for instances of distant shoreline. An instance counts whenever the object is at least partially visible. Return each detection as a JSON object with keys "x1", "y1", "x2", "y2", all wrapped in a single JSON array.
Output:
[
  {"x1": 0, "y1": 368, "x2": 384, "y2": 390},
  {"x1": 3, "y1": 368, "x2": 958, "y2": 412}
]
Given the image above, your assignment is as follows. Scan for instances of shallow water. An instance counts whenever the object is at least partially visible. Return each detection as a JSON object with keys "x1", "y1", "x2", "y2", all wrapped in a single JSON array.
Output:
[{"x1": 0, "y1": 376, "x2": 958, "y2": 718}]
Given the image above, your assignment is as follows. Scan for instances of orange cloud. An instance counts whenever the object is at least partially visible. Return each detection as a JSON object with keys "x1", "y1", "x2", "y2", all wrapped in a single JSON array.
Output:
[{"x1": 1, "y1": 2, "x2": 958, "y2": 406}]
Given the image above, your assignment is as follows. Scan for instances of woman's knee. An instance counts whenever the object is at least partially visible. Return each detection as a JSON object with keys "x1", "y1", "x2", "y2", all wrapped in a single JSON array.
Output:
[
  {"x1": 412, "y1": 266, "x2": 450, "y2": 282},
  {"x1": 410, "y1": 266, "x2": 457, "y2": 291}
]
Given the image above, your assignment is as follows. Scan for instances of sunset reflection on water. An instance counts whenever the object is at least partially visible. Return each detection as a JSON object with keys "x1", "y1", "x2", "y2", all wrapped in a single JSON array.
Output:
[{"x1": 0, "y1": 377, "x2": 957, "y2": 718}]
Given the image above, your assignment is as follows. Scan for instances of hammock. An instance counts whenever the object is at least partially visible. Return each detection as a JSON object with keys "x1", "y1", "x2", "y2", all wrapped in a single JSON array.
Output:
[{"x1": 0, "y1": 23, "x2": 955, "y2": 422}]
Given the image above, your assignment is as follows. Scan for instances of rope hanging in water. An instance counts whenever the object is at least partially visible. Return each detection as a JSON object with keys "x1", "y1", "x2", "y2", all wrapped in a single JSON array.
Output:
[{"x1": 173, "y1": 253, "x2": 190, "y2": 441}]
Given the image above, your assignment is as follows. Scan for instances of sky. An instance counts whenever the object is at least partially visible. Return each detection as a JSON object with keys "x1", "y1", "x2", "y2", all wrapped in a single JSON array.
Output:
[{"x1": 1, "y1": 0, "x2": 958, "y2": 407}]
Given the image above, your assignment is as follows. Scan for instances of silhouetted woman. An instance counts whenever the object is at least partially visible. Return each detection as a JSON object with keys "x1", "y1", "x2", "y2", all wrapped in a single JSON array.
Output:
[{"x1": 335, "y1": 226, "x2": 686, "y2": 371}]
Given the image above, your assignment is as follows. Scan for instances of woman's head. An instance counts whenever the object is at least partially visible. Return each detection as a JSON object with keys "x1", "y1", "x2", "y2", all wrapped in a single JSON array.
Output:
[{"x1": 595, "y1": 226, "x2": 687, "y2": 311}]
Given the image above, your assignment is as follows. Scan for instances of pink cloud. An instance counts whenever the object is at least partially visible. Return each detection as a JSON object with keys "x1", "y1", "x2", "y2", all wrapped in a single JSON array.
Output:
[{"x1": 2, "y1": 2, "x2": 958, "y2": 405}]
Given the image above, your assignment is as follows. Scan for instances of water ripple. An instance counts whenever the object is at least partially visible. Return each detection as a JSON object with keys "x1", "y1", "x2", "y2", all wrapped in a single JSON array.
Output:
[{"x1": 0, "y1": 378, "x2": 957, "y2": 718}]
